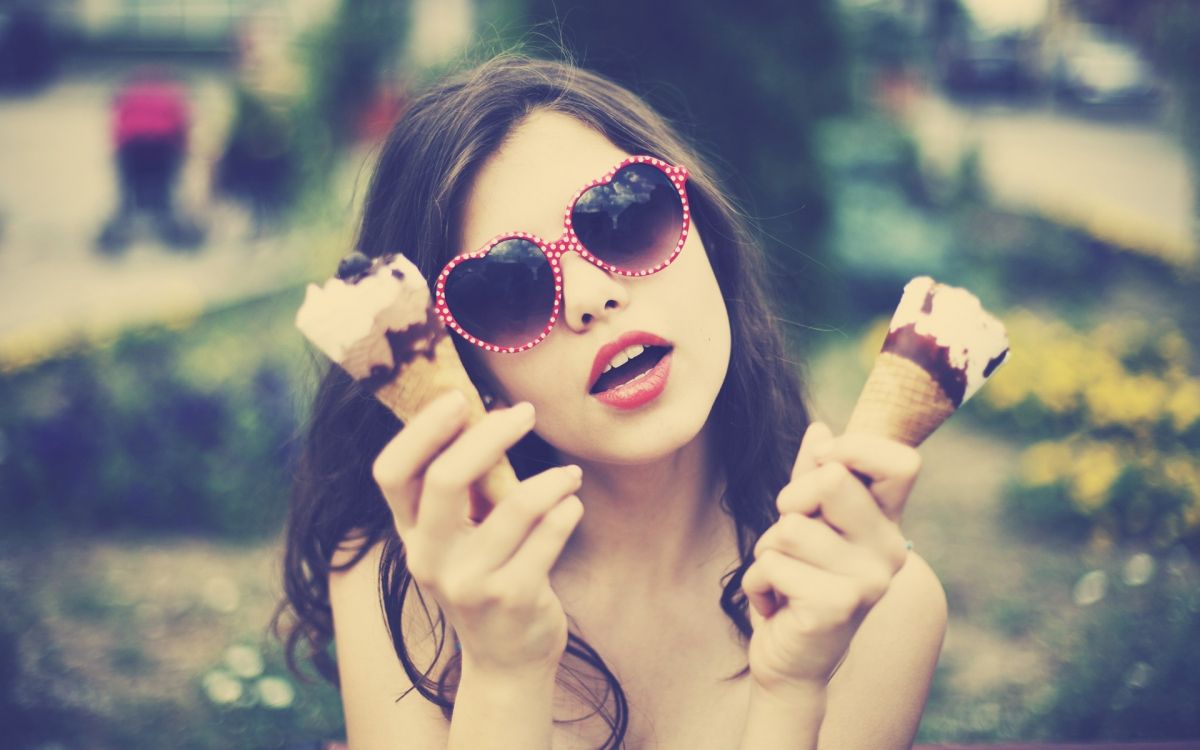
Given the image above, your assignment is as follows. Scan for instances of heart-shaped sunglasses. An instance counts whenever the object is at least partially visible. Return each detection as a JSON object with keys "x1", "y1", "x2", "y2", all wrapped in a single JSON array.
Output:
[{"x1": 434, "y1": 155, "x2": 691, "y2": 353}]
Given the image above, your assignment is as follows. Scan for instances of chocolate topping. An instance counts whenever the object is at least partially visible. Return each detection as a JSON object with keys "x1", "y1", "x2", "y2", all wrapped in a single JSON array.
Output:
[
  {"x1": 883, "y1": 323, "x2": 968, "y2": 406},
  {"x1": 339, "y1": 252, "x2": 400, "y2": 285},
  {"x1": 360, "y1": 306, "x2": 448, "y2": 391},
  {"x1": 336, "y1": 251, "x2": 372, "y2": 281},
  {"x1": 983, "y1": 349, "x2": 1008, "y2": 378}
]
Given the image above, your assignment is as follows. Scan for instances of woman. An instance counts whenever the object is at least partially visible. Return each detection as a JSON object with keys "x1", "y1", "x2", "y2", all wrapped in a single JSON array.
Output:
[{"x1": 278, "y1": 54, "x2": 946, "y2": 749}]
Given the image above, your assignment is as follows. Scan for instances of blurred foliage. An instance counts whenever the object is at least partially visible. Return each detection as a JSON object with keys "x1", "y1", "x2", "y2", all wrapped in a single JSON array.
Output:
[
  {"x1": 302, "y1": 0, "x2": 408, "y2": 148},
  {"x1": 519, "y1": 0, "x2": 850, "y2": 320},
  {"x1": 1025, "y1": 549, "x2": 1200, "y2": 740},
  {"x1": 983, "y1": 313, "x2": 1200, "y2": 548},
  {"x1": 214, "y1": 87, "x2": 303, "y2": 231},
  {"x1": 0, "y1": 290, "x2": 310, "y2": 539}
]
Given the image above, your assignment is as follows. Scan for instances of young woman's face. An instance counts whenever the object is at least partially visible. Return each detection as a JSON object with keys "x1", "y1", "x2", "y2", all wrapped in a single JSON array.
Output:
[{"x1": 456, "y1": 111, "x2": 732, "y2": 465}]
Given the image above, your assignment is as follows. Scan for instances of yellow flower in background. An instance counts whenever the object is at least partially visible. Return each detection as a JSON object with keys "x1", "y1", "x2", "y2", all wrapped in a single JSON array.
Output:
[
  {"x1": 983, "y1": 358, "x2": 1029, "y2": 409},
  {"x1": 1020, "y1": 441, "x2": 1072, "y2": 486},
  {"x1": 1034, "y1": 356, "x2": 1082, "y2": 413},
  {"x1": 1157, "y1": 330, "x2": 1191, "y2": 364},
  {"x1": 1085, "y1": 373, "x2": 1168, "y2": 427},
  {"x1": 1166, "y1": 379, "x2": 1200, "y2": 433},
  {"x1": 1069, "y1": 441, "x2": 1123, "y2": 512},
  {"x1": 1162, "y1": 455, "x2": 1200, "y2": 500}
]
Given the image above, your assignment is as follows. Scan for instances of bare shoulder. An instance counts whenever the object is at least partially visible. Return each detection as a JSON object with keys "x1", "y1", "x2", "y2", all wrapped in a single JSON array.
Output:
[
  {"x1": 329, "y1": 534, "x2": 453, "y2": 750},
  {"x1": 819, "y1": 552, "x2": 948, "y2": 750}
]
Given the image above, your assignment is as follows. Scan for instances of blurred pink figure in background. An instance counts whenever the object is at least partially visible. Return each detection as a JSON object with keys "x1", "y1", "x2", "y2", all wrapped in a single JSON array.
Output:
[{"x1": 97, "y1": 67, "x2": 204, "y2": 253}]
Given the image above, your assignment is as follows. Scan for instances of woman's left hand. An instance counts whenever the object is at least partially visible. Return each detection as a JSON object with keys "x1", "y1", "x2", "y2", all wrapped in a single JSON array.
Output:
[{"x1": 742, "y1": 422, "x2": 922, "y2": 693}]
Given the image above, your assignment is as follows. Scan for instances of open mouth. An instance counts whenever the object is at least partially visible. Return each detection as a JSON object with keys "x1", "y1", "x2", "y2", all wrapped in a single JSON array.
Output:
[{"x1": 589, "y1": 345, "x2": 673, "y2": 394}]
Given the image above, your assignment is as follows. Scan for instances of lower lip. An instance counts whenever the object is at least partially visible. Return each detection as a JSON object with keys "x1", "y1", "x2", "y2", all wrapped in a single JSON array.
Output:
[{"x1": 591, "y1": 351, "x2": 672, "y2": 410}]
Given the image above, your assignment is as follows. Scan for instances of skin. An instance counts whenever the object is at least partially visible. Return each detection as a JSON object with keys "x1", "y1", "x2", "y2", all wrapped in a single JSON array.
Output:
[
  {"x1": 331, "y1": 110, "x2": 947, "y2": 749},
  {"x1": 458, "y1": 111, "x2": 736, "y2": 596}
]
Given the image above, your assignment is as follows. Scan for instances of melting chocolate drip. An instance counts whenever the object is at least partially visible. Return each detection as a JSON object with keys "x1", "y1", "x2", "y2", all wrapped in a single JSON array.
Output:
[
  {"x1": 983, "y1": 349, "x2": 1008, "y2": 378},
  {"x1": 360, "y1": 306, "x2": 448, "y2": 392},
  {"x1": 883, "y1": 324, "x2": 967, "y2": 406}
]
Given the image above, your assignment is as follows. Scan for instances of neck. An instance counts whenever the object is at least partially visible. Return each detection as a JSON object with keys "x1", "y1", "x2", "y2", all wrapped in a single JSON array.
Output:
[{"x1": 551, "y1": 422, "x2": 737, "y2": 601}]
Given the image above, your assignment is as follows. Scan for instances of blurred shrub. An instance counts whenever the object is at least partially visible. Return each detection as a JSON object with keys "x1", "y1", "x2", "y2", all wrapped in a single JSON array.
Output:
[
  {"x1": 980, "y1": 311, "x2": 1196, "y2": 546},
  {"x1": 0, "y1": 291, "x2": 309, "y2": 538},
  {"x1": 1024, "y1": 548, "x2": 1200, "y2": 740}
]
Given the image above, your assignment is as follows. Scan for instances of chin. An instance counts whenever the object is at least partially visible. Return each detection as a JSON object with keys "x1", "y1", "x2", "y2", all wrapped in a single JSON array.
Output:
[{"x1": 558, "y1": 380, "x2": 722, "y2": 466}]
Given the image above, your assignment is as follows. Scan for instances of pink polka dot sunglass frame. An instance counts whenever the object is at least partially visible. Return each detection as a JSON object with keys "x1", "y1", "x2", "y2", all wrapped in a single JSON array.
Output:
[{"x1": 433, "y1": 155, "x2": 691, "y2": 353}]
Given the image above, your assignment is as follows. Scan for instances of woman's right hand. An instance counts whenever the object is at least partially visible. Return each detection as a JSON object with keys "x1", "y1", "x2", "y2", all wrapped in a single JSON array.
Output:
[{"x1": 372, "y1": 390, "x2": 584, "y2": 679}]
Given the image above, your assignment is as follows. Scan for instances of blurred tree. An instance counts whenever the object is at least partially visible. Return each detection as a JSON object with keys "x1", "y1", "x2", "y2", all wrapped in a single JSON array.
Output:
[
  {"x1": 520, "y1": 0, "x2": 850, "y2": 319},
  {"x1": 305, "y1": 0, "x2": 410, "y2": 148}
]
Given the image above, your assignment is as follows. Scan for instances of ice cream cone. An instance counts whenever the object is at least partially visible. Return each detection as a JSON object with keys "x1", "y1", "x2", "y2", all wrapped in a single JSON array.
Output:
[
  {"x1": 296, "y1": 252, "x2": 519, "y2": 522},
  {"x1": 844, "y1": 352, "x2": 957, "y2": 447},
  {"x1": 844, "y1": 276, "x2": 1009, "y2": 447},
  {"x1": 372, "y1": 334, "x2": 519, "y2": 520}
]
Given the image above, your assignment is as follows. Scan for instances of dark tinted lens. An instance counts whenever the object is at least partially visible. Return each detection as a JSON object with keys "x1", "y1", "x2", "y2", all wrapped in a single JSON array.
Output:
[
  {"x1": 570, "y1": 163, "x2": 683, "y2": 270},
  {"x1": 443, "y1": 239, "x2": 555, "y2": 347}
]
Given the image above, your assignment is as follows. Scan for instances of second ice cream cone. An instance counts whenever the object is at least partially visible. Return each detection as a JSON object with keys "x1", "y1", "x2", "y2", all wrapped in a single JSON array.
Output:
[{"x1": 845, "y1": 352, "x2": 957, "y2": 447}]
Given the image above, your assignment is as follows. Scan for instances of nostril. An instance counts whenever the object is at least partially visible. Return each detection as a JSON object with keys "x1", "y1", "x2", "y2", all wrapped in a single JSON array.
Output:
[
  {"x1": 581, "y1": 313, "x2": 593, "y2": 325},
  {"x1": 604, "y1": 299, "x2": 618, "y2": 310}
]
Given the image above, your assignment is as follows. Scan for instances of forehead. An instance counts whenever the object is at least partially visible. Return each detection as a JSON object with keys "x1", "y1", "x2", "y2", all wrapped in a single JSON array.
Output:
[{"x1": 458, "y1": 110, "x2": 629, "y2": 252}]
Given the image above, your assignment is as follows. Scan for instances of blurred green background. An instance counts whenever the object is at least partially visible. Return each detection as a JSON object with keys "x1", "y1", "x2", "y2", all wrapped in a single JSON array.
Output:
[{"x1": 1, "y1": 0, "x2": 1199, "y2": 747}]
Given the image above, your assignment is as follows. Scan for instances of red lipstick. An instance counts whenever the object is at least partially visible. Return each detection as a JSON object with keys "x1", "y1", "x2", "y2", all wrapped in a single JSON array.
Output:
[{"x1": 587, "y1": 331, "x2": 674, "y2": 410}]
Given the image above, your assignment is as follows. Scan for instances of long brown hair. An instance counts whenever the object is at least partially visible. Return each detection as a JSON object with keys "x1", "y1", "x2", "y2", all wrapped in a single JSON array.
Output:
[{"x1": 275, "y1": 53, "x2": 810, "y2": 749}]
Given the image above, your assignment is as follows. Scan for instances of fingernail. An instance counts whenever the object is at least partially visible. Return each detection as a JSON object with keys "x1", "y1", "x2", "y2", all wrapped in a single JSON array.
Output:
[{"x1": 512, "y1": 401, "x2": 535, "y2": 422}]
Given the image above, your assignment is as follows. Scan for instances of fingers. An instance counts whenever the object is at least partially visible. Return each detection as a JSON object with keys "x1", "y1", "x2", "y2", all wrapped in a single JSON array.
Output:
[
  {"x1": 754, "y1": 512, "x2": 904, "y2": 590},
  {"x1": 372, "y1": 390, "x2": 470, "y2": 531},
  {"x1": 775, "y1": 463, "x2": 908, "y2": 571},
  {"x1": 815, "y1": 434, "x2": 921, "y2": 523},
  {"x1": 743, "y1": 549, "x2": 860, "y2": 622},
  {"x1": 496, "y1": 494, "x2": 584, "y2": 583},
  {"x1": 792, "y1": 422, "x2": 834, "y2": 481},
  {"x1": 471, "y1": 465, "x2": 584, "y2": 570},
  {"x1": 418, "y1": 402, "x2": 537, "y2": 537}
]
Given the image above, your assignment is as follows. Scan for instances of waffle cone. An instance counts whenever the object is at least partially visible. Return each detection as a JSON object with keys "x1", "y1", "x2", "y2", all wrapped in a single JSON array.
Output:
[
  {"x1": 844, "y1": 352, "x2": 957, "y2": 447},
  {"x1": 372, "y1": 334, "x2": 519, "y2": 522}
]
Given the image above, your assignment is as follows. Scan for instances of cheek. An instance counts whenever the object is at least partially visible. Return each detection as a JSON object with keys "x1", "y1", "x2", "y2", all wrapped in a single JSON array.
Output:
[
  {"x1": 477, "y1": 348, "x2": 564, "y2": 408},
  {"x1": 663, "y1": 242, "x2": 732, "y2": 353}
]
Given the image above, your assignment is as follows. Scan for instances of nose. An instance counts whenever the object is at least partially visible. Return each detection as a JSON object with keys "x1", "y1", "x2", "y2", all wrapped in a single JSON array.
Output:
[{"x1": 559, "y1": 252, "x2": 629, "y2": 331}]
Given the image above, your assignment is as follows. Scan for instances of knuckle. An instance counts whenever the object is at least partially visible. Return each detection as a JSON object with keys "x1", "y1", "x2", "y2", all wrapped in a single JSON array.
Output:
[
  {"x1": 405, "y1": 552, "x2": 432, "y2": 584},
  {"x1": 439, "y1": 573, "x2": 478, "y2": 607},
  {"x1": 832, "y1": 587, "x2": 864, "y2": 620},
  {"x1": 817, "y1": 462, "x2": 851, "y2": 492},
  {"x1": 862, "y1": 565, "x2": 892, "y2": 602},
  {"x1": 371, "y1": 447, "x2": 402, "y2": 490},
  {"x1": 422, "y1": 462, "x2": 459, "y2": 495},
  {"x1": 897, "y1": 447, "x2": 922, "y2": 477},
  {"x1": 775, "y1": 483, "x2": 800, "y2": 512}
]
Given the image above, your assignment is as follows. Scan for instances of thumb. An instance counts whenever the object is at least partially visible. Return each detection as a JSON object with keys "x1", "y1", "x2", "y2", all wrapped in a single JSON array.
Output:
[{"x1": 792, "y1": 422, "x2": 834, "y2": 481}]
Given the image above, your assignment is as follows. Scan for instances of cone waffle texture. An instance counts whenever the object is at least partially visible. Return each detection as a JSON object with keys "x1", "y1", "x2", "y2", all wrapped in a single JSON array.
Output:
[
  {"x1": 372, "y1": 334, "x2": 519, "y2": 520},
  {"x1": 844, "y1": 352, "x2": 957, "y2": 447}
]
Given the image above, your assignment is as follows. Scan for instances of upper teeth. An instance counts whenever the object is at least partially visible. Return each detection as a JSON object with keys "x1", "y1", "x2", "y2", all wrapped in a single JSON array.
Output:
[{"x1": 602, "y1": 344, "x2": 647, "y2": 374}]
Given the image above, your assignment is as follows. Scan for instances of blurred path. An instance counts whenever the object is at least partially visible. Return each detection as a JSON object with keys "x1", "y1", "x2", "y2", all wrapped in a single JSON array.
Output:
[
  {"x1": 905, "y1": 90, "x2": 1197, "y2": 267},
  {"x1": 0, "y1": 65, "x2": 325, "y2": 369}
]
